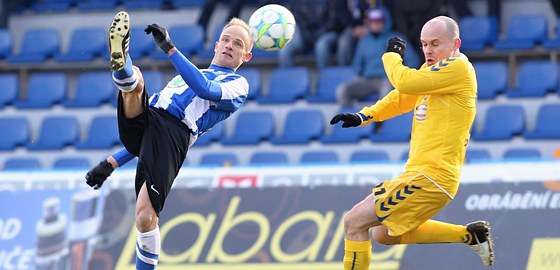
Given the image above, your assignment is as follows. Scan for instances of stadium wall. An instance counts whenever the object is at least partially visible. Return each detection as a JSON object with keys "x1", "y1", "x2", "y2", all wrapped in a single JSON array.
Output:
[{"x1": 1, "y1": 161, "x2": 559, "y2": 270}]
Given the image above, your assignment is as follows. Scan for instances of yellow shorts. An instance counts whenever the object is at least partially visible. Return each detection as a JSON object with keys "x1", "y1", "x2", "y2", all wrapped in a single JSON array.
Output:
[{"x1": 373, "y1": 171, "x2": 452, "y2": 236}]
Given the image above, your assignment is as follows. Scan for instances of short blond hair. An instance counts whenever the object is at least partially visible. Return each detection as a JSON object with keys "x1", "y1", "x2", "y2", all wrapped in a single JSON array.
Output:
[{"x1": 223, "y1": 17, "x2": 253, "y2": 52}]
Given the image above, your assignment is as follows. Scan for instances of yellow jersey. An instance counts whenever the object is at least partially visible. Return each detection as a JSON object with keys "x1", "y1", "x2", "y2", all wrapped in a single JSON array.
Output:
[{"x1": 359, "y1": 52, "x2": 477, "y2": 196}]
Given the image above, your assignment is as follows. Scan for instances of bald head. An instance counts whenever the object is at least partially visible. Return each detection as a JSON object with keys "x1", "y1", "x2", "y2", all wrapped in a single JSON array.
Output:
[
  {"x1": 420, "y1": 16, "x2": 461, "y2": 66},
  {"x1": 423, "y1": 16, "x2": 460, "y2": 41}
]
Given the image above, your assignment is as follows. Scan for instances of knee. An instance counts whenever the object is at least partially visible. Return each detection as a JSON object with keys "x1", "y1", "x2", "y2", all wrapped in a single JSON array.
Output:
[
  {"x1": 136, "y1": 208, "x2": 157, "y2": 232},
  {"x1": 344, "y1": 208, "x2": 363, "y2": 234}
]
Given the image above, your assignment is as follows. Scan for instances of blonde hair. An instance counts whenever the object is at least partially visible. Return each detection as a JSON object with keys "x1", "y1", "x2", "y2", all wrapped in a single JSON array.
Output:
[{"x1": 223, "y1": 17, "x2": 253, "y2": 52}]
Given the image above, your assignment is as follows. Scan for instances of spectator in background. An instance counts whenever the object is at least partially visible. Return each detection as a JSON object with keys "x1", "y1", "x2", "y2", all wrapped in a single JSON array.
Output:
[
  {"x1": 448, "y1": 0, "x2": 502, "y2": 22},
  {"x1": 278, "y1": 0, "x2": 328, "y2": 67},
  {"x1": 314, "y1": 0, "x2": 354, "y2": 69},
  {"x1": 336, "y1": 8, "x2": 419, "y2": 108},
  {"x1": 197, "y1": 0, "x2": 247, "y2": 41}
]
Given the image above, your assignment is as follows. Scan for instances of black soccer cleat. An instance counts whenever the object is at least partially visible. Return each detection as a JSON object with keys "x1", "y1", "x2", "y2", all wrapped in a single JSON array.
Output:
[{"x1": 109, "y1": 11, "x2": 130, "y2": 71}]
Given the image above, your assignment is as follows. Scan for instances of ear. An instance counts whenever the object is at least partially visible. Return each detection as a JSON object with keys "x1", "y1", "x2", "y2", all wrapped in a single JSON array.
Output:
[
  {"x1": 243, "y1": 51, "x2": 253, "y2": 62},
  {"x1": 213, "y1": 41, "x2": 218, "y2": 53},
  {"x1": 454, "y1": 38, "x2": 461, "y2": 50}
]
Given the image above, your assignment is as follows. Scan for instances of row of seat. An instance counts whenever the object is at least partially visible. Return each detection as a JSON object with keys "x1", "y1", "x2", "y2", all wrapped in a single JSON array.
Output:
[
  {"x1": 1, "y1": 59, "x2": 558, "y2": 110},
  {"x1": 1, "y1": 146, "x2": 554, "y2": 171},
  {"x1": 2, "y1": 102, "x2": 559, "y2": 152}
]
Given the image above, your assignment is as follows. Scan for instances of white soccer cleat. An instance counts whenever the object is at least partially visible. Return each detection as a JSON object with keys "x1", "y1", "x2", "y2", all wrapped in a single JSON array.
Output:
[
  {"x1": 466, "y1": 220, "x2": 495, "y2": 267},
  {"x1": 109, "y1": 11, "x2": 130, "y2": 71}
]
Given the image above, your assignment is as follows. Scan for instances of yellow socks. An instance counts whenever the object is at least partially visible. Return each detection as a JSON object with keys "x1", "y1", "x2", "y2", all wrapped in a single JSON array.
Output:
[
  {"x1": 343, "y1": 239, "x2": 372, "y2": 270},
  {"x1": 400, "y1": 219, "x2": 470, "y2": 244}
]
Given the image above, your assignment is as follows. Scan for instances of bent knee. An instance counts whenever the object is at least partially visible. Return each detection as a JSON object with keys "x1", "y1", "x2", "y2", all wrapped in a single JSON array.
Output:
[{"x1": 136, "y1": 209, "x2": 157, "y2": 232}]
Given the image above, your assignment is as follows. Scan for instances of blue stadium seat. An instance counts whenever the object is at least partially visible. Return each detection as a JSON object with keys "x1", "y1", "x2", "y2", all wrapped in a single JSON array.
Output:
[
  {"x1": 77, "y1": 0, "x2": 118, "y2": 11},
  {"x1": 472, "y1": 105, "x2": 525, "y2": 141},
  {"x1": 76, "y1": 115, "x2": 120, "y2": 149},
  {"x1": 350, "y1": 150, "x2": 390, "y2": 163},
  {"x1": 123, "y1": 0, "x2": 164, "y2": 9},
  {"x1": 400, "y1": 149, "x2": 410, "y2": 162},
  {"x1": 14, "y1": 73, "x2": 67, "y2": 109},
  {"x1": 524, "y1": 104, "x2": 560, "y2": 140},
  {"x1": 507, "y1": 61, "x2": 558, "y2": 98},
  {"x1": 0, "y1": 74, "x2": 18, "y2": 108},
  {"x1": 544, "y1": 18, "x2": 560, "y2": 49},
  {"x1": 271, "y1": 109, "x2": 324, "y2": 145},
  {"x1": 53, "y1": 157, "x2": 91, "y2": 169},
  {"x1": 0, "y1": 117, "x2": 29, "y2": 151},
  {"x1": 307, "y1": 66, "x2": 357, "y2": 103},
  {"x1": 171, "y1": 0, "x2": 204, "y2": 8},
  {"x1": 3, "y1": 157, "x2": 42, "y2": 171},
  {"x1": 56, "y1": 27, "x2": 106, "y2": 62},
  {"x1": 142, "y1": 71, "x2": 166, "y2": 96},
  {"x1": 27, "y1": 116, "x2": 79, "y2": 150},
  {"x1": 32, "y1": 0, "x2": 73, "y2": 12},
  {"x1": 300, "y1": 150, "x2": 339, "y2": 164},
  {"x1": 250, "y1": 151, "x2": 289, "y2": 165},
  {"x1": 197, "y1": 23, "x2": 225, "y2": 60},
  {"x1": 64, "y1": 72, "x2": 114, "y2": 107},
  {"x1": 503, "y1": 147, "x2": 541, "y2": 159},
  {"x1": 152, "y1": 25, "x2": 204, "y2": 59},
  {"x1": 321, "y1": 108, "x2": 374, "y2": 144},
  {"x1": 0, "y1": 29, "x2": 12, "y2": 59},
  {"x1": 494, "y1": 15, "x2": 548, "y2": 50},
  {"x1": 370, "y1": 112, "x2": 413, "y2": 142},
  {"x1": 8, "y1": 28, "x2": 60, "y2": 63},
  {"x1": 465, "y1": 148, "x2": 491, "y2": 163},
  {"x1": 459, "y1": 16, "x2": 498, "y2": 51},
  {"x1": 257, "y1": 67, "x2": 310, "y2": 104},
  {"x1": 199, "y1": 152, "x2": 238, "y2": 166},
  {"x1": 474, "y1": 61, "x2": 508, "y2": 99},
  {"x1": 193, "y1": 122, "x2": 224, "y2": 146},
  {"x1": 129, "y1": 26, "x2": 156, "y2": 59},
  {"x1": 222, "y1": 111, "x2": 274, "y2": 145},
  {"x1": 237, "y1": 68, "x2": 261, "y2": 100}
]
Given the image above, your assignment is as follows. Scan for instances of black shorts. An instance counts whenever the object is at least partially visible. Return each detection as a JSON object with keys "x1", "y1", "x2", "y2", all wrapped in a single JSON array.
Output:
[{"x1": 117, "y1": 90, "x2": 190, "y2": 214}]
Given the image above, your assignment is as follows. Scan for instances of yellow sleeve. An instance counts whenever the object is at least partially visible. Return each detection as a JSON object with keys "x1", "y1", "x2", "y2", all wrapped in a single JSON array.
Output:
[
  {"x1": 358, "y1": 89, "x2": 417, "y2": 126},
  {"x1": 382, "y1": 52, "x2": 468, "y2": 95}
]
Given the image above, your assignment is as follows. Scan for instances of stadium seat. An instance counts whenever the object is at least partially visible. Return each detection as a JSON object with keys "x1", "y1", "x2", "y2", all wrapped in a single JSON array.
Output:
[
  {"x1": 142, "y1": 70, "x2": 166, "y2": 96},
  {"x1": 321, "y1": 108, "x2": 374, "y2": 144},
  {"x1": 506, "y1": 61, "x2": 558, "y2": 98},
  {"x1": 237, "y1": 68, "x2": 261, "y2": 100},
  {"x1": 350, "y1": 150, "x2": 390, "y2": 163},
  {"x1": 459, "y1": 16, "x2": 498, "y2": 51},
  {"x1": 544, "y1": 18, "x2": 560, "y2": 49},
  {"x1": 76, "y1": 115, "x2": 120, "y2": 149},
  {"x1": 171, "y1": 0, "x2": 203, "y2": 8},
  {"x1": 307, "y1": 66, "x2": 357, "y2": 103},
  {"x1": 465, "y1": 149, "x2": 491, "y2": 163},
  {"x1": 503, "y1": 147, "x2": 541, "y2": 159},
  {"x1": 32, "y1": 0, "x2": 73, "y2": 12},
  {"x1": 3, "y1": 157, "x2": 42, "y2": 171},
  {"x1": 0, "y1": 74, "x2": 18, "y2": 108},
  {"x1": 222, "y1": 111, "x2": 274, "y2": 145},
  {"x1": 0, "y1": 29, "x2": 12, "y2": 59},
  {"x1": 472, "y1": 105, "x2": 525, "y2": 141},
  {"x1": 56, "y1": 27, "x2": 106, "y2": 62},
  {"x1": 151, "y1": 25, "x2": 204, "y2": 59},
  {"x1": 14, "y1": 73, "x2": 67, "y2": 109},
  {"x1": 474, "y1": 61, "x2": 508, "y2": 99},
  {"x1": 370, "y1": 112, "x2": 413, "y2": 142},
  {"x1": 193, "y1": 122, "x2": 224, "y2": 147},
  {"x1": 77, "y1": 0, "x2": 118, "y2": 11},
  {"x1": 300, "y1": 150, "x2": 339, "y2": 164},
  {"x1": 199, "y1": 152, "x2": 238, "y2": 166},
  {"x1": 53, "y1": 157, "x2": 91, "y2": 169},
  {"x1": 129, "y1": 26, "x2": 157, "y2": 59},
  {"x1": 257, "y1": 67, "x2": 310, "y2": 104},
  {"x1": 64, "y1": 72, "x2": 114, "y2": 107},
  {"x1": 524, "y1": 104, "x2": 560, "y2": 139},
  {"x1": 271, "y1": 109, "x2": 324, "y2": 145},
  {"x1": 8, "y1": 28, "x2": 60, "y2": 63},
  {"x1": 494, "y1": 15, "x2": 548, "y2": 50},
  {"x1": 197, "y1": 23, "x2": 225, "y2": 60},
  {"x1": 27, "y1": 116, "x2": 80, "y2": 150},
  {"x1": 0, "y1": 117, "x2": 29, "y2": 151},
  {"x1": 250, "y1": 151, "x2": 289, "y2": 165},
  {"x1": 123, "y1": 0, "x2": 165, "y2": 9}
]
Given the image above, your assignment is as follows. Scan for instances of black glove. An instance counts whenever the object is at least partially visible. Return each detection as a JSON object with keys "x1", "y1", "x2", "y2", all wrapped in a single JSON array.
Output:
[
  {"x1": 145, "y1": 23, "x2": 175, "y2": 54},
  {"x1": 386, "y1": 36, "x2": 406, "y2": 58},
  {"x1": 330, "y1": 113, "x2": 363, "y2": 128},
  {"x1": 85, "y1": 160, "x2": 115, "y2": 189}
]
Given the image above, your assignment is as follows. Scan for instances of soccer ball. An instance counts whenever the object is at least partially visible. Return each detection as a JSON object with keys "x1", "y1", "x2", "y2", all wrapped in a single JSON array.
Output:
[{"x1": 248, "y1": 4, "x2": 296, "y2": 51}]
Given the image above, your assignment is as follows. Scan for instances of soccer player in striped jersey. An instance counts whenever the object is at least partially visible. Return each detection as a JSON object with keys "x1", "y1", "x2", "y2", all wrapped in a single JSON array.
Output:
[
  {"x1": 86, "y1": 12, "x2": 252, "y2": 269},
  {"x1": 330, "y1": 16, "x2": 494, "y2": 269}
]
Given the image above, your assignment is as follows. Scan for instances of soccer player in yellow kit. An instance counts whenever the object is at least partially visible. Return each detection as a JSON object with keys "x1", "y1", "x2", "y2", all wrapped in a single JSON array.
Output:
[{"x1": 330, "y1": 16, "x2": 494, "y2": 269}]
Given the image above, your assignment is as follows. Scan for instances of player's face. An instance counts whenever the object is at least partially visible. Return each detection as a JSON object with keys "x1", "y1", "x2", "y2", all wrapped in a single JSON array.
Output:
[
  {"x1": 420, "y1": 21, "x2": 458, "y2": 66},
  {"x1": 213, "y1": 25, "x2": 252, "y2": 70}
]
